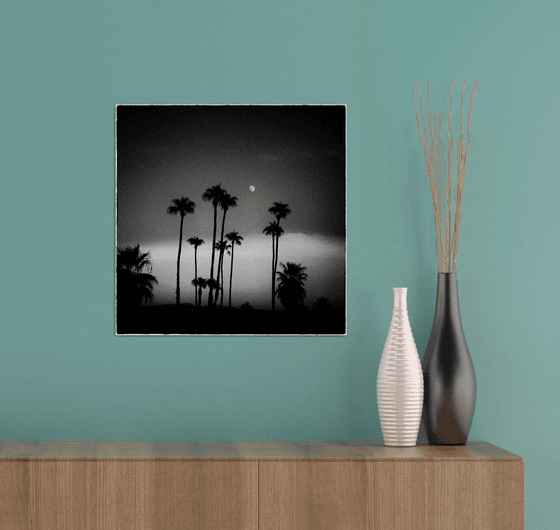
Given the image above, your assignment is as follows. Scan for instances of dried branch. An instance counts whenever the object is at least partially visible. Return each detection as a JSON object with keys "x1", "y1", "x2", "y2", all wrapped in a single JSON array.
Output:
[
  {"x1": 413, "y1": 80, "x2": 478, "y2": 272},
  {"x1": 413, "y1": 82, "x2": 445, "y2": 271}
]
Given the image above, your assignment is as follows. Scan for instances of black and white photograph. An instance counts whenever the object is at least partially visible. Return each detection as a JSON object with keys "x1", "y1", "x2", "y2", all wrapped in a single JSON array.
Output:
[{"x1": 116, "y1": 105, "x2": 346, "y2": 334}]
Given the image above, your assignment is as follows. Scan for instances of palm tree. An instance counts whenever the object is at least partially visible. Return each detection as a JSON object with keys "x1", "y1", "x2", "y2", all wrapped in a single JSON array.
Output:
[
  {"x1": 268, "y1": 202, "x2": 292, "y2": 304},
  {"x1": 192, "y1": 277, "x2": 208, "y2": 308},
  {"x1": 225, "y1": 231, "x2": 243, "y2": 308},
  {"x1": 191, "y1": 278, "x2": 199, "y2": 307},
  {"x1": 221, "y1": 243, "x2": 232, "y2": 307},
  {"x1": 202, "y1": 184, "x2": 225, "y2": 307},
  {"x1": 263, "y1": 221, "x2": 284, "y2": 310},
  {"x1": 139, "y1": 285, "x2": 155, "y2": 306},
  {"x1": 214, "y1": 240, "x2": 230, "y2": 307},
  {"x1": 276, "y1": 262, "x2": 308, "y2": 311},
  {"x1": 117, "y1": 244, "x2": 153, "y2": 274},
  {"x1": 167, "y1": 197, "x2": 196, "y2": 305},
  {"x1": 206, "y1": 278, "x2": 221, "y2": 307},
  {"x1": 216, "y1": 193, "x2": 238, "y2": 300},
  {"x1": 187, "y1": 237, "x2": 204, "y2": 306},
  {"x1": 117, "y1": 245, "x2": 158, "y2": 310}
]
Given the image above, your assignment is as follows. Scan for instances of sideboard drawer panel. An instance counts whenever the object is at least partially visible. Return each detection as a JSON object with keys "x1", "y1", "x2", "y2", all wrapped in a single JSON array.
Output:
[
  {"x1": 367, "y1": 460, "x2": 524, "y2": 530},
  {"x1": 369, "y1": 461, "x2": 493, "y2": 529},
  {"x1": 259, "y1": 461, "x2": 369, "y2": 530},
  {"x1": 259, "y1": 460, "x2": 524, "y2": 530},
  {"x1": 0, "y1": 462, "x2": 29, "y2": 530},
  {"x1": 492, "y1": 461, "x2": 525, "y2": 530},
  {"x1": 0, "y1": 460, "x2": 258, "y2": 530}
]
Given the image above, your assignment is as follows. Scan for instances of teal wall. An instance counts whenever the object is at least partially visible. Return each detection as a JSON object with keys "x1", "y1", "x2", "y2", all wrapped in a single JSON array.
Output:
[{"x1": 1, "y1": 0, "x2": 558, "y2": 527}]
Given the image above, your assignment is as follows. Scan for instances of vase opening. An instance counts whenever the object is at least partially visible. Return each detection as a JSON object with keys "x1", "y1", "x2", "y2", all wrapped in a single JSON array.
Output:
[{"x1": 393, "y1": 287, "x2": 408, "y2": 310}]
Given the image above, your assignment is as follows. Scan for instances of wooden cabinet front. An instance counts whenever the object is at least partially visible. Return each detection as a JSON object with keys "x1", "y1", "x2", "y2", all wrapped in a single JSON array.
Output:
[
  {"x1": 260, "y1": 459, "x2": 525, "y2": 530},
  {"x1": 368, "y1": 460, "x2": 524, "y2": 530},
  {"x1": 0, "y1": 442, "x2": 524, "y2": 530},
  {"x1": 260, "y1": 461, "x2": 369, "y2": 530},
  {"x1": 0, "y1": 460, "x2": 258, "y2": 530}
]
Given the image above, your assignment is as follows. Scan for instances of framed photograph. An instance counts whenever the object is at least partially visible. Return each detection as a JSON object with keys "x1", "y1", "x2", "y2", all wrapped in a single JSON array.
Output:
[{"x1": 116, "y1": 104, "x2": 346, "y2": 335}]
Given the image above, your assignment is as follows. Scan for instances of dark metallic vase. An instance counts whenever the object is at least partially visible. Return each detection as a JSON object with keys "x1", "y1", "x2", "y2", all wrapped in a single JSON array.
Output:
[{"x1": 422, "y1": 273, "x2": 476, "y2": 445}]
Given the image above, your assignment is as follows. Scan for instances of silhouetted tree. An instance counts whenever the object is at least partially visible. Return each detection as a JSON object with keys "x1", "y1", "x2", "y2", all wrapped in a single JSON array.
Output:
[
  {"x1": 140, "y1": 286, "x2": 154, "y2": 306},
  {"x1": 225, "y1": 231, "x2": 243, "y2": 308},
  {"x1": 312, "y1": 297, "x2": 331, "y2": 312},
  {"x1": 202, "y1": 184, "x2": 225, "y2": 307},
  {"x1": 167, "y1": 197, "x2": 196, "y2": 305},
  {"x1": 276, "y1": 262, "x2": 308, "y2": 311},
  {"x1": 263, "y1": 221, "x2": 284, "y2": 310},
  {"x1": 214, "y1": 240, "x2": 229, "y2": 307},
  {"x1": 268, "y1": 202, "x2": 291, "y2": 310},
  {"x1": 192, "y1": 277, "x2": 208, "y2": 308},
  {"x1": 239, "y1": 302, "x2": 254, "y2": 311},
  {"x1": 206, "y1": 278, "x2": 221, "y2": 307},
  {"x1": 117, "y1": 245, "x2": 158, "y2": 310},
  {"x1": 216, "y1": 192, "x2": 237, "y2": 305},
  {"x1": 187, "y1": 237, "x2": 204, "y2": 306}
]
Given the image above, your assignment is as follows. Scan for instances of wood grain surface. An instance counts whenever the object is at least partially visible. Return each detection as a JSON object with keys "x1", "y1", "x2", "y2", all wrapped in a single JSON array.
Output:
[
  {"x1": 368, "y1": 460, "x2": 524, "y2": 530},
  {"x1": 259, "y1": 459, "x2": 524, "y2": 530},
  {"x1": 0, "y1": 442, "x2": 524, "y2": 530},
  {"x1": 260, "y1": 461, "x2": 369, "y2": 530},
  {"x1": 0, "y1": 440, "x2": 522, "y2": 460},
  {"x1": 0, "y1": 460, "x2": 257, "y2": 530}
]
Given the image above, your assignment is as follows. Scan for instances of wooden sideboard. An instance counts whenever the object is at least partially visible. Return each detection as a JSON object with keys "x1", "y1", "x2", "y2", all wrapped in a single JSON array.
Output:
[{"x1": 0, "y1": 441, "x2": 524, "y2": 529}]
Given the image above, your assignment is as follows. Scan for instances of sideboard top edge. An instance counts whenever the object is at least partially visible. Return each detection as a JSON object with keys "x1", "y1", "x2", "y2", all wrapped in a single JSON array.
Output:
[
  {"x1": 0, "y1": 456, "x2": 524, "y2": 462},
  {"x1": 0, "y1": 441, "x2": 523, "y2": 460}
]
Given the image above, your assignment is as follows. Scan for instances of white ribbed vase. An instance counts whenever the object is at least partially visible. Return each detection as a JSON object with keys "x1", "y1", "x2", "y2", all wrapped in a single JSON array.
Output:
[{"x1": 377, "y1": 287, "x2": 424, "y2": 446}]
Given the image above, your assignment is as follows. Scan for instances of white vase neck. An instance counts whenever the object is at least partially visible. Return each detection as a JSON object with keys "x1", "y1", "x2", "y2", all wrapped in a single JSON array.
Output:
[{"x1": 393, "y1": 287, "x2": 408, "y2": 310}]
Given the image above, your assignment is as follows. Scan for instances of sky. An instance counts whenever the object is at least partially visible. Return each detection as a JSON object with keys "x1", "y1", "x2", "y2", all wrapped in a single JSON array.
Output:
[{"x1": 116, "y1": 105, "x2": 346, "y2": 309}]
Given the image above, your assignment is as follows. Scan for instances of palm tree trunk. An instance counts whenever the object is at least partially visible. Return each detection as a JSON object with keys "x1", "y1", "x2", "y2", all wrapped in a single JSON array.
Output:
[
  {"x1": 212, "y1": 250, "x2": 222, "y2": 308},
  {"x1": 218, "y1": 209, "x2": 228, "y2": 308},
  {"x1": 215, "y1": 252, "x2": 223, "y2": 308},
  {"x1": 271, "y1": 233, "x2": 276, "y2": 310},
  {"x1": 219, "y1": 243, "x2": 227, "y2": 308},
  {"x1": 208, "y1": 205, "x2": 218, "y2": 306},
  {"x1": 220, "y1": 253, "x2": 225, "y2": 307},
  {"x1": 274, "y1": 220, "x2": 281, "y2": 284},
  {"x1": 273, "y1": 219, "x2": 283, "y2": 311},
  {"x1": 228, "y1": 244, "x2": 234, "y2": 308},
  {"x1": 274, "y1": 233, "x2": 279, "y2": 310},
  {"x1": 176, "y1": 215, "x2": 184, "y2": 305},
  {"x1": 194, "y1": 247, "x2": 198, "y2": 307}
]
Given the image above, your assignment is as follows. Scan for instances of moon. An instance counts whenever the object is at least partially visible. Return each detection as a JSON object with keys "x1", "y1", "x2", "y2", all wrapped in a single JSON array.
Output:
[{"x1": 249, "y1": 185, "x2": 255, "y2": 192}]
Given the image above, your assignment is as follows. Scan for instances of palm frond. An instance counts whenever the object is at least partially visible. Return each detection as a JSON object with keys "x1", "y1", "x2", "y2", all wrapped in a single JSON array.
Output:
[
  {"x1": 187, "y1": 236, "x2": 204, "y2": 247},
  {"x1": 220, "y1": 193, "x2": 238, "y2": 211},
  {"x1": 226, "y1": 231, "x2": 243, "y2": 245},
  {"x1": 268, "y1": 202, "x2": 291, "y2": 220},
  {"x1": 202, "y1": 183, "x2": 224, "y2": 205},
  {"x1": 168, "y1": 197, "x2": 196, "y2": 216}
]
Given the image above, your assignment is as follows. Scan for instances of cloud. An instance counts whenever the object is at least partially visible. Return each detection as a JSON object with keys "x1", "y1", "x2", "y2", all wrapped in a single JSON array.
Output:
[{"x1": 139, "y1": 232, "x2": 345, "y2": 308}]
